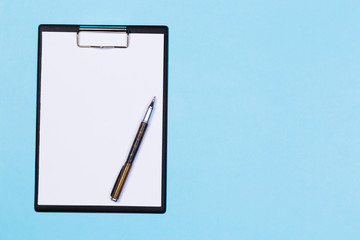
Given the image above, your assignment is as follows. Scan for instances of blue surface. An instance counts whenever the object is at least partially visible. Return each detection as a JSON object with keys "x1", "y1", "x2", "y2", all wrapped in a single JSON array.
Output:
[{"x1": 1, "y1": 0, "x2": 360, "y2": 239}]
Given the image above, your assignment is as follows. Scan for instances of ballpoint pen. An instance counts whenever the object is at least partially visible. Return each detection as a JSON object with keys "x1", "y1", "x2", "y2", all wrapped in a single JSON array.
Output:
[{"x1": 110, "y1": 97, "x2": 156, "y2": 201}]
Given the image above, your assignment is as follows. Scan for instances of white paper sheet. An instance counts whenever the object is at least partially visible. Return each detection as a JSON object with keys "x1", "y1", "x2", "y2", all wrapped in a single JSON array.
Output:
[{"x1": 38, "y1": 32, "x2": 164, "y2": 206}]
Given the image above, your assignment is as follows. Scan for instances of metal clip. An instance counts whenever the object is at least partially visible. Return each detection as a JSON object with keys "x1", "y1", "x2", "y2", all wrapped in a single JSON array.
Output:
[{"x1": 77, "y1": 27, "x2": 129, "y2": 48}]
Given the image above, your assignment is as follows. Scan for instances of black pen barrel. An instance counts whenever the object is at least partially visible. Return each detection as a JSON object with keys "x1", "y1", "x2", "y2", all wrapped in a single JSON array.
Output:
[{"x1": 127, "y1": 122, "x2": 148, "y2": 164}]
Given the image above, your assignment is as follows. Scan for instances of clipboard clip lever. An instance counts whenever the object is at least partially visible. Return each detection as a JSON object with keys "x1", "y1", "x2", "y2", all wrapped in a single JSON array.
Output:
[{"x1": 77, "y1": 27, "x2": 129, "y2": 48}]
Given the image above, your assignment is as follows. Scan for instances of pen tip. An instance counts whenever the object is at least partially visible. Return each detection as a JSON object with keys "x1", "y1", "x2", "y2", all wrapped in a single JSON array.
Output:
[
  {"x1": 150, "y1": 97, "x2": 155, "y2": 107},
  {"x1": 152, "y1": 96, "x2": 156, "y2": 102}
]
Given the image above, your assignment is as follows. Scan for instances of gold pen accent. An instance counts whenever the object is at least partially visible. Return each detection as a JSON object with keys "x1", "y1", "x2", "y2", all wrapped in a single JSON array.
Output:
[
  {"x1": 110, "y1": 97, "x2": 155, "y2": 202},
  {"x1": 111, "y1": 163, "x2": 132, "y2": 201}
]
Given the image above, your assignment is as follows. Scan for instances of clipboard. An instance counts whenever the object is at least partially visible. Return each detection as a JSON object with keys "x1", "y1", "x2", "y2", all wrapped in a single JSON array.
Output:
[{"x1": 35, "y1": 25, "x2": 168, "y2": 213}]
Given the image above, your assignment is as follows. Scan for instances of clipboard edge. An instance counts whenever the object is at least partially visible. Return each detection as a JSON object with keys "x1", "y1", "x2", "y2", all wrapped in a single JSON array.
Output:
[{"x1": 35, "y1": 204, "x2": 166, "y2": 214}]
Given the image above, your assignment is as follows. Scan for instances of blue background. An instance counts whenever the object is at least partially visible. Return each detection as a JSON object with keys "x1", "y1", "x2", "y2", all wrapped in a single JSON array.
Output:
[{"x1": 1, "y1": 0, "x2": 360, "y2": 239}]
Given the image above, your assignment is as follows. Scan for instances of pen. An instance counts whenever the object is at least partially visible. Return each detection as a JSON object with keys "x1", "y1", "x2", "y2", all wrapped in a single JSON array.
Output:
[{"x1": 110, "y1": 97, "x2": 156, "y2": 202}]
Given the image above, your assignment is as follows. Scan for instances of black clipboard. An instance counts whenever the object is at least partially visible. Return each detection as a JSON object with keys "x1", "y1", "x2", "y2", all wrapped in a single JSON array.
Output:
[{"x1": 35, "y1": 25, "x2": 168, "y2": 213}]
